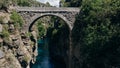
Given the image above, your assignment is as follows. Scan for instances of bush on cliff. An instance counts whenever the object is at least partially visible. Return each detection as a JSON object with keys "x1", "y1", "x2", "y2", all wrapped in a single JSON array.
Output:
[{"x1": 10, "y1": 11, "x2": 23, "y2": 28}]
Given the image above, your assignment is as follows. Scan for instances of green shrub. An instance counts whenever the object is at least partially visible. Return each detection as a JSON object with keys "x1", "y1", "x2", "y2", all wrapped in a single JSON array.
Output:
[
  {"x1": 10, "y1": 11, "x2": 23, "y2": 28},
  {"x1": 52, "y1": 29, "x2": 58, "y2": 35},
  {"x1": 36, "y1": 20, "x2": 46, "y2": 38},
  {"x1": 26, "y1": 32, "x2": 32, "y2": 37},
  {"x1": 2, "y1": 30, "x2": 9, "y2": 37},
  {"x1": 1, "y1": 29, "x2": 9, "y2": 41},
  {"x1": 17, "y1": 0, "x2": 31, "y2": 7},
  {"x1": 0, "y1": 16, "x2": 4, "y2": 23}
]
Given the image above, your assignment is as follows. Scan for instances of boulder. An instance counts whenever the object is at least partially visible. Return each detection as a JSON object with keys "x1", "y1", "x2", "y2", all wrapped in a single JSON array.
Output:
[
  {"x1": 0, "y1": 50, "x2": 5, "y2": 59},
  {"x1": 9, "y1": 24, "x2": 15, "y2": 30}
]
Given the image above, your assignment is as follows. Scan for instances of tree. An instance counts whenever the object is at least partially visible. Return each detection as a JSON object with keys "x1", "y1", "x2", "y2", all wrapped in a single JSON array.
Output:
[
  {"x1": 63, "y1": 0, "x2": 82, "y2": 7},
  {"x1": 46, "y1": 2, "x2": 50, "y2": 7}
]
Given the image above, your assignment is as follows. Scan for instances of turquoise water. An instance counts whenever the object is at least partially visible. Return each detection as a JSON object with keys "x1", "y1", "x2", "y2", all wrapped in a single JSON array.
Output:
[
  {"x1": 31, "y1": 38, "x2": 54, "y2": 68},
  {"x1": 31, "y1": 37, "x2": 66, "y2": 68}
]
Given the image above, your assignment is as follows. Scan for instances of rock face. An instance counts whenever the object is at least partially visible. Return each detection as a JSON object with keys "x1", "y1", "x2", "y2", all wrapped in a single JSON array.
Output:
[
  {"x1": 48, "y1": 26, "x2": 70, "y2": 68},
  {"x1": 0, "y1": 50, "x2": 22, "y2": 68},
  {"x1": 0, "y1": 11, "x2": 38, "y2": 68}
]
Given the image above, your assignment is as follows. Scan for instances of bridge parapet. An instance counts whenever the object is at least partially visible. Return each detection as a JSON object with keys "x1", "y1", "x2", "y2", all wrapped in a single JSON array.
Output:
[{"x1": 15, "y1": 7, "x2": 80, "y2": 12}]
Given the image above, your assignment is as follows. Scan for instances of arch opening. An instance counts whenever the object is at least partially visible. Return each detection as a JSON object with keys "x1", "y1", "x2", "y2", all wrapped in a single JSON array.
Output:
[
  {"x1": 29, "y1": 14, "x2": 71, "y2": 32},
  {"x1": 30, "y1": 14, "x2": 70, "y2": 68}
]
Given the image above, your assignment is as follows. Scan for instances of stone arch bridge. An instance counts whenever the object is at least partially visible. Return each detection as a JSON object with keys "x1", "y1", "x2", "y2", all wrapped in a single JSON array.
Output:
[
  {"x1": 15, "y1": 7, "x2": 80, "y2": 68},
  {"x1": 14, "y1": 7, "x2": 80, "y2": 32}
]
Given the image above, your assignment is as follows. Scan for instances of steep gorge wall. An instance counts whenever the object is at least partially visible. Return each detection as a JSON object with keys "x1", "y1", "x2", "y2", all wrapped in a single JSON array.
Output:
[
  {"x1": 0, "y1": 10, "x2": 37, "y2": 68},
  {"x1": 47, "y1": 23, "x2": 70, "y2": 68}
]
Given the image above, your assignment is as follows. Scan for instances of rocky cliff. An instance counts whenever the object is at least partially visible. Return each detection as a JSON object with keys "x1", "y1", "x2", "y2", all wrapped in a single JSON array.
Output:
[
  {"x1": 0, "y1": 0, "x2": 52, "y2": 67},
  {"x1": 0, "y1": 8, "x2": 38, "y2": 68}
]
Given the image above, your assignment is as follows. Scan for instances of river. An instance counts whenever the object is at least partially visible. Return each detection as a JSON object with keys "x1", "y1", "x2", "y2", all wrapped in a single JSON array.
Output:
[
  {"x1": 31, "y1": 37, "x2": 55, "y2": 68},
  {"x1": 31, "y1": 33, "x2": 67, "y2": 68}
]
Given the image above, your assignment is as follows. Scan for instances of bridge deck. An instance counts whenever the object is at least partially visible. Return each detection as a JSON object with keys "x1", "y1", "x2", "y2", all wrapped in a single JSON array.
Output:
[{"x1": 14, "y1": 7, "x2": 80, "y2": 12}]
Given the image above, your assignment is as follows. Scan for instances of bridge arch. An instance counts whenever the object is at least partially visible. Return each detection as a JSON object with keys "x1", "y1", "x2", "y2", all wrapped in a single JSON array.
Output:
[
  {"x1": 28, "y1": 13, "x2": 72, "y2": 32},
  {"x1": 28, "y1": 13, "x2": 71, "y2": 68}
]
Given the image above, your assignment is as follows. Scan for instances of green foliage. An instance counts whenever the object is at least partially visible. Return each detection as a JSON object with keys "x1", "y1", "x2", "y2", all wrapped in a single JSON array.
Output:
[
  {"x1": 0, "y1": 0, "x2": 49, "y2": 8},
  {"x1": 46, "y1": 2, "x2": 51, "y2": 7},
  {"x1": 37, "y1": 20, "x2": 46, "y2": 38},
  {"x1": 0, "y1": 25, "x2": 10, "y2": 41},
  {"x1": 0, "y1": 0, "x2": 10, "y2": 12},
  {"x1": 0, "y1": 16, "x2": 4, "y2": 23},
  {"x1": 1, "y1": 29, "x2": 9, "y2": 38},
  {"x1": 72, "y1": 0, "x2": 120, "y2": 68},
  {"x1": 17, "y1": 0, "x2": 31, "y2": 7},
  {"x1": 26, "y1": 32, "x2": 32, "y2": 37},
  {"x1": 63, "y1": 0, "x2": 82, "y2": 7},
  {"x1": 10, "y1": 11, "x2": 23, "y2": 28},
  {"x1": 52, "y1": 29, "x2": 58, "y2": 35}
]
